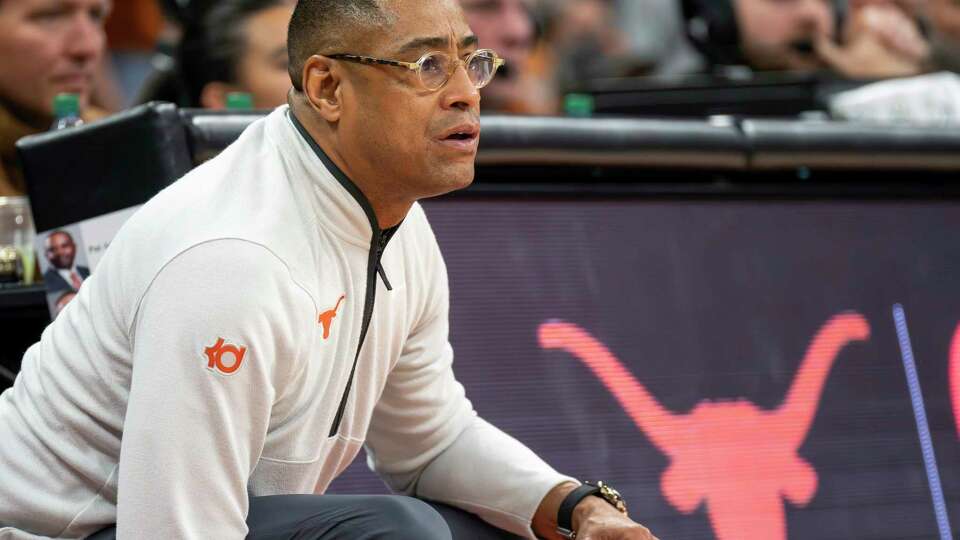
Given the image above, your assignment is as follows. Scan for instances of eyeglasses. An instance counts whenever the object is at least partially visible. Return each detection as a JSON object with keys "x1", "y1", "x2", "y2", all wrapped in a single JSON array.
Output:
[{"x1": 327, "y1": 48, "x2": 505, "y2": 91}]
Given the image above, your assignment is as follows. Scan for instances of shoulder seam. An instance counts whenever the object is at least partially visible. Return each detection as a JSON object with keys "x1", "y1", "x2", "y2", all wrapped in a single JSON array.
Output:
[{"x1": 127, "y1": 237, "x2": 318, "y2": 344}]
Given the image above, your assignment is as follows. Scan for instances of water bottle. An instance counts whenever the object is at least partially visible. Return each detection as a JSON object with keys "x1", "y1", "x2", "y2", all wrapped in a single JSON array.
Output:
[
  {"x1": 226, "y1": 92, "x2": 254, "y2": 111},
  {"x1": 564, "y1": 93, "x2": 595, "y2": 117},
  {"x1": 51, "y1": 93, "x2": 83, "y2": 130}
]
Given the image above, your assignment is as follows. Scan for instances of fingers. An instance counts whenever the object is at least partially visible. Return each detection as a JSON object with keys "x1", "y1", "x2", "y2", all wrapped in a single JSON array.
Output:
[
  {"x1": 579, "y1": 524, "x2": 657, "y2": 539},
  {"x1": 813, "y1": 33, "x2": 851, "y2": 73},
  {"x1": 859, "y1": 4, "x2": 929, "y2": 60},
  {"x1": 813, "y1": 25, "x2": 923, "y2": 78}
]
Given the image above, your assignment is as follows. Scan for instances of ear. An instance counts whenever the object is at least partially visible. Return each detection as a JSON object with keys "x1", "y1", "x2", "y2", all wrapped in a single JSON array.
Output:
[
  {"x1": 302, "y1": 54, "x2": 342, "y2": 123},
  {"x1": 199, "y1": 82, "x2": 238, "y2": 110}
]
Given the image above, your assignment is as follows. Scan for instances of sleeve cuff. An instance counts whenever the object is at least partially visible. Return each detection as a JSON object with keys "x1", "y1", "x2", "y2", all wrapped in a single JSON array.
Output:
[{"x1": 411, "y1": 417, "x2": 578, "y2": 538}]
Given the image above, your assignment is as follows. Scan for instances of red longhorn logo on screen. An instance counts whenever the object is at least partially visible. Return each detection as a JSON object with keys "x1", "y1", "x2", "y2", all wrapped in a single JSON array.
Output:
[
  {"x1": 950, "y1": 322, "x2": 960, "y2": 439},
  {"x1": 539, "y1": 312, "x2": 870, "y2": 540}
]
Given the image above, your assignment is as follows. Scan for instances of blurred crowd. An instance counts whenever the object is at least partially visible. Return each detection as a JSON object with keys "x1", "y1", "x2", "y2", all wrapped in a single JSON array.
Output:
[{"x1": 3, "y1": 0, "x2": 960, "y2": 196}]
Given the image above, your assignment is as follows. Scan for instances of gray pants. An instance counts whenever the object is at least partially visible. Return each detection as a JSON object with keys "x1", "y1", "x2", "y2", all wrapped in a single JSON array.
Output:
[{"x1": 86, "y1": 495, "x2": 522, "y2": 540}]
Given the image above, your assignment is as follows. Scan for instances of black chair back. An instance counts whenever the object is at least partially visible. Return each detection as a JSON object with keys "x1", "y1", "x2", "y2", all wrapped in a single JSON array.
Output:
[{"x1": 16, "y1": 102, "x2": 192, "y2": 232}]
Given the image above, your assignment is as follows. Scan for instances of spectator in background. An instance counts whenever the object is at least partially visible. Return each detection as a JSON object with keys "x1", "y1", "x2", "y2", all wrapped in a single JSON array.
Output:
[
  {"x1": 816, "y1": 0, "x2": 931, "y2": 78},
  {"x1": 543, "y1": 0, "x2": 628, "y2": 88},
  {"x1": 104, "y1": 0, "x2": 166, "y2": 107},
  {"x1": 0, "y1": 0, "x2": 110, "y2": 196},
  {"x1": 615, "y1": 0, "x2": 704, "y2": 76},
  {"x1": 459, "y1": 0, "x2": 555, "y2": 113},
  {"x1": 179, "y1": 0, "x2": 295, "y2": 109},
  {"x1": 683, "y1": 0, "x2": 930, "y2": 78},
  {"x1": 733, "y1": 0, "x2": 837, "y2": 71}
]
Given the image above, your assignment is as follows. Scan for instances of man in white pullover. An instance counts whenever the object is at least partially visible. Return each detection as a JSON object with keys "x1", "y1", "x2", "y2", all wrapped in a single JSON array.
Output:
[{"x1": 0, "y1": 1, "x2": 655, "y2": 539}]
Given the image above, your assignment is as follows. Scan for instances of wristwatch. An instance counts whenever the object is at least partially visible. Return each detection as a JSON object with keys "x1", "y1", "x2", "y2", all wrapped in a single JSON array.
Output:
[{"x1": 556, "y1": 481, "x2": 627, "y2": 539}]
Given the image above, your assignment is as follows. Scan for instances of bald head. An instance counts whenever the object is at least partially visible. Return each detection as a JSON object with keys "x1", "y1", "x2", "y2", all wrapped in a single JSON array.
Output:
[
  {"x1": 287, "y1": 0, "x2": 397, "y2": 91},
  {"x1": 45, "y1": 231, "x2": 76, "y2": 270}
]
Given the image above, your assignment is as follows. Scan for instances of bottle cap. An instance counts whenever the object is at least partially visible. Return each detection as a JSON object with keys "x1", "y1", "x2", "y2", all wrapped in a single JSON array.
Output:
[
  {"x1": 53, "y1": 93, "x2": 80, "y2": 119},
  {"x1": 226, "y1": 92, "x2": 254, "y2": 110},
  {"x1": 564, "y1": 93, "x2": 594, "y2": 117}
]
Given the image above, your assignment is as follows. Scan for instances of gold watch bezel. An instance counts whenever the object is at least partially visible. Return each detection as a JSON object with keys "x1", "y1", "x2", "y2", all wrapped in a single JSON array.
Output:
[{"x1": 594, "y1": 481, "x2": 628, "y2": 515}]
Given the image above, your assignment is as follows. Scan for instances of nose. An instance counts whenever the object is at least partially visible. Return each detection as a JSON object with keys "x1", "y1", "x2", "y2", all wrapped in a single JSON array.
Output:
[
  {"x1": 64, "y1": 12, "x2": 105, "y2": 65},
  {"x1": 500, "y1": 1, "x2": 535, "y2": 49},
  {"x1": 798, "y1": 0, "x2": 834, "y2": 33},
  {"x1": 440, "y1": 61, "x2": 481, "y2": 111}
]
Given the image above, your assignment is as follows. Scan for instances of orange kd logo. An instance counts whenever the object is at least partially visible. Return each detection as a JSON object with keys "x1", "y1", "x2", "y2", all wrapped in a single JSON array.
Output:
[
  {"x1": 319, "y1": 295, "x2": 346, "y2": 340},
  {"x1": 539, "y1": 312, "x2": 870, "y2": 540},
  {"x1": 204, "y1": 337, "x2": 247, "y2": 375}
]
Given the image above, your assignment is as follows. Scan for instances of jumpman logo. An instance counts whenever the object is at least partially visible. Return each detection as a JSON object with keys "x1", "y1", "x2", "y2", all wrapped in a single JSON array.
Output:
[
  {"x1": 539, "y1": 312, "x2": 870, "y2": 540},
  {"x1": 318, "y1": 295, "x2": 346, "y2": 340}
]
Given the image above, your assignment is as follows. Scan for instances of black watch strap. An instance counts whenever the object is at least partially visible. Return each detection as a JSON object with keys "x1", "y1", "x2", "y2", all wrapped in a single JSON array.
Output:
[{"x1": 556, "y1": 483, "x2": 600, "y2": 538}]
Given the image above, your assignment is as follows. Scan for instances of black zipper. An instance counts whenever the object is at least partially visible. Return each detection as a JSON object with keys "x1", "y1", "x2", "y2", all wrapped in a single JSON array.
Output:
[
  {"x1": 289, "y1": 111, "x2": 397, "y2": 437},
  {"x1": 327, "y1": 224, "x2": 396, "y2": 436}
]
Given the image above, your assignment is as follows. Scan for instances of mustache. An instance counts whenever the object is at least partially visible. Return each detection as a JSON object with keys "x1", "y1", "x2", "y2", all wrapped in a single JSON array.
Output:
[{"x1": 434, "y1": 115, "x2": 480, "y2": 134}]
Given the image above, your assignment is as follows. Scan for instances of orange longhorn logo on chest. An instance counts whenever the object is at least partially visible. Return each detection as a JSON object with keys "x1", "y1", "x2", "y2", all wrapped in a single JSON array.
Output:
[{"x1": 319, "y1": 295, "x2": 346, "y2": 339}]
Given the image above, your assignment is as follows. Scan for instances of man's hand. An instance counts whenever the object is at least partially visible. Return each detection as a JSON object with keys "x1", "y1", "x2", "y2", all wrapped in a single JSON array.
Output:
[
  {"x1": 816, "y1": 3, "x2": 930, "y2": 78},
  {"x1": 532, "y1": 482, "x2": 658, "y2": 540},
  {"x1": 571, "y1": 495, "x2": 657, "y2": 540}
]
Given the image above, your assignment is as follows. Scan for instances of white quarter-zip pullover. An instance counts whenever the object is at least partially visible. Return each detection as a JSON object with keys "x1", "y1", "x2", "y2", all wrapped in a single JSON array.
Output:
[{"x1": 0, "y1": 107, "x2": 570, "y2": 539}]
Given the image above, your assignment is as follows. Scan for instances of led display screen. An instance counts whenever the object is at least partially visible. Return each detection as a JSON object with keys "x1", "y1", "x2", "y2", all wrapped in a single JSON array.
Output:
[{"x1": 329, "y1": 197, "x2": 960, "y2": 540}]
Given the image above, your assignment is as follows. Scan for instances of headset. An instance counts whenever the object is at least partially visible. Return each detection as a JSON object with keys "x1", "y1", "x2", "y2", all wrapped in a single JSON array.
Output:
[{"x1": 681, "y1": 0, "x2": 847, "y2": 68}]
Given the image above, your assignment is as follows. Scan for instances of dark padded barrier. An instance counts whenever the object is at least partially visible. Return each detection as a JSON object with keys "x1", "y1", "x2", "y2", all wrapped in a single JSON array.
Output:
[
  {"x1": 17, "y1": 102, "x2": 192, "y2": 232},
  {"x1": 473, "y1": 116, "x2": 745, "y2": 168},
  {"x1": 585, "y1": 72, "x2": 825, "y2": 118},
  {"x1": 582, "y1": 73, "x2": 869, "y2": 118},
  {"x1": 181, "y1": 111, "x2": 748, "y2": 169},
  {"x1": 742, "y1": 119, "x2": 960, "y2": 170},
  {"x1": 180, "y1": 109, "x2": 960, "y2": 175},
  {"x1": 180, "y1": 109, "x2": 264, "y2": 163}
]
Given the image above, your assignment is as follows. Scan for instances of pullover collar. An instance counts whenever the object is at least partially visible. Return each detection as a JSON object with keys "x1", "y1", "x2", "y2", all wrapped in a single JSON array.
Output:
[{"x1": 274, "y1": 106, "x2": 400, "y2": 249}]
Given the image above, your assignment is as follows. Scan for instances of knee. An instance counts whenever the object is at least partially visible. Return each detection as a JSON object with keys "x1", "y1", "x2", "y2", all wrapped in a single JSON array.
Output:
[{"x1": 366, "y1": 496, "x2": 450, "y2": 540}]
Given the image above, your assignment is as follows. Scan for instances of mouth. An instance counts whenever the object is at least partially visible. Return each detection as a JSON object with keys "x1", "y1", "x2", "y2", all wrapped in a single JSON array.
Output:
[
  {"x1": 435, "y1": 122, "x2": 480, "y2": 153},
  {"x1": 789, "y1": 39, "x2": 816, "y2": 56},
  {"x1": 52, "y1": 73, "x2": 92, "y2": 92}
]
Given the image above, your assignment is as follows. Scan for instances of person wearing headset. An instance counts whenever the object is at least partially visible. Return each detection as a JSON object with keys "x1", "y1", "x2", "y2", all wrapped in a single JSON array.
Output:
[{"x1": 684, "y1": 0, "x2": 930, "y2": 78}]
